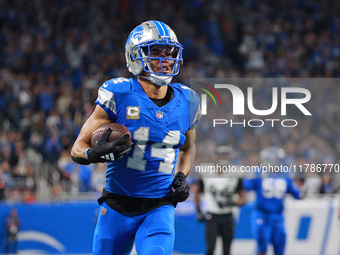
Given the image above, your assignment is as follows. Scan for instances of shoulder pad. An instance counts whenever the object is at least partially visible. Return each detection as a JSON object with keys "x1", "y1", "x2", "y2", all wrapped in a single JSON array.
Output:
[
  {"x1": 171, "y1": 83, "x2": 200, "y2": 104},
  {"x1": 171, "y1": 83, "x2": 201, "y2": 129},
  {"x1": 100, "y1": 77, "x2": 132, "y2": 94}
]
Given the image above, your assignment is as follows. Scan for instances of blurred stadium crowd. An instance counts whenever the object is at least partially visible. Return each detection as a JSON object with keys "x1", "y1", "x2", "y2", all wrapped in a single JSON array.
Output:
[{"x1": 0, "y1": 0, "x2": 340, "y2": 201}]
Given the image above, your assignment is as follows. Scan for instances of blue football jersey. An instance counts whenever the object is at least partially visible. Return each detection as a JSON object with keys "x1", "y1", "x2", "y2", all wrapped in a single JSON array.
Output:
[
  {"x1": 95, "y1": 77, "x2": 201, "y2": 198},
  {"x1": 243, "y1": 178, "x2": 301, "y2": 214}
]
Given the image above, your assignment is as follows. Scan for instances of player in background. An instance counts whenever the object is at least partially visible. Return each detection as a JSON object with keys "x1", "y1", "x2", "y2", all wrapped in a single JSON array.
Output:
[
  {"x1": 4, "y1": 208, "x2": 20, "y2": 254},
  {"x1": 243, "y1": 146, "x2": 302, "y2": 255},
  {"x1": 194, "y1": 145, "x2": 246, "y2": 255},
  {"x1": 71, "y1": 20, "x2": 201, "y2": 255}
]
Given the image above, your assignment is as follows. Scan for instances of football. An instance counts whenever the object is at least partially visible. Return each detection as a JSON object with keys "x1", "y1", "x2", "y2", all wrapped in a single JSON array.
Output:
[{"x1": 91, "y1": 123, "x2": 132, "y2": 147}]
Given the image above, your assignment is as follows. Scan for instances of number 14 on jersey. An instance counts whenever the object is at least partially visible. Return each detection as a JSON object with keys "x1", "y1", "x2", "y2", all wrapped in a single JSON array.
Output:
[{"x1": 127, "y1": 127, "x2": 180, "y2": 174}]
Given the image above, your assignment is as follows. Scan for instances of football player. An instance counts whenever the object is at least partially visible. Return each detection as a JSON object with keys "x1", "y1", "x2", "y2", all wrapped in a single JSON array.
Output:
[
  {"x1": 71, "y1": 20, "x2": 201, "y2": 255},
  {"x1": 243, "y1": 147, "x2": 302, "y2": 255},
  {"x1": 194, "y1": 145, "x2": 246, "y2": 255}
]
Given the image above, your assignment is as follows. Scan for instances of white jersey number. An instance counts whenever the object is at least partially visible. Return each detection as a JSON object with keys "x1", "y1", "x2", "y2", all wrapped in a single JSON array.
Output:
[
  {"x1": 261, "y1": 178, "x2": 287, "y2": 199},
  {"x1": 126, "y1": 127, "x2": 180, "y2": 174}
]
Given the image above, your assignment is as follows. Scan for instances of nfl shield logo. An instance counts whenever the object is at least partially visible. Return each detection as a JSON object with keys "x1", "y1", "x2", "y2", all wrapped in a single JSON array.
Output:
[
  {"x1": 156, "y1": 111, "x2": 163, "y2": 119},
  {"x1": 101, "y1": 207, "x2": 107, "y2": 216}
]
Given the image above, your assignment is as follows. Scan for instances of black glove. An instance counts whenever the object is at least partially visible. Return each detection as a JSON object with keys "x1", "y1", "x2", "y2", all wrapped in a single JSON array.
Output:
[
  {"x1": 172, "y1": 172, "x2": 190, "y2": 204},
  {"x1": 86, "y1": 128, "x2": 133, "y2": 163},
  {"x1": 196, "y1": 206, "x2": 205, "y2": 222}
]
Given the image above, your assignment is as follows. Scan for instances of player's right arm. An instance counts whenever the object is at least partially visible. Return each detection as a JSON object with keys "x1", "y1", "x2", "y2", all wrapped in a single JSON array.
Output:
[
  {"x1": 71, "y1": 104, "x2": 133, "y2": 164},
  {"x1": 194, "y1": 178, "x2": 205, "y2": 222},
  {"x1": 235, "y1": 179, "x2": 247, "y2": 206},
  {"x1": 71, "y1": 105, "x2": 112, "y2": 164},
  {"x1": 287, "y1": 178, "x2": 302, "y2": 199}
]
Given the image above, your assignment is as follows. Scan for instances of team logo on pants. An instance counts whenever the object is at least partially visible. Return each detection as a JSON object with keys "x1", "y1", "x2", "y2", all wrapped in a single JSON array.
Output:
[{"x1": 101, "y1": 207, "x2": 107, "y2": 216}]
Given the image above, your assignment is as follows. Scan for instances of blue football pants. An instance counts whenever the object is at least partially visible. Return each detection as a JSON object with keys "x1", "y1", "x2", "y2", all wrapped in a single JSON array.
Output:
[
  {"x1": 254, "y1": 211, "x2": 286, "y2": 255},
  {"x1": 92, "y1": 202, "x2": 175, "y2": 255}
]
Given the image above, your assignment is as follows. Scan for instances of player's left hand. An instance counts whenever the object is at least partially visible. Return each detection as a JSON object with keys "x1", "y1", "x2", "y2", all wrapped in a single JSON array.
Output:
[{"x1": 171, "y1": 172, "x2": 190, "y2": 204}]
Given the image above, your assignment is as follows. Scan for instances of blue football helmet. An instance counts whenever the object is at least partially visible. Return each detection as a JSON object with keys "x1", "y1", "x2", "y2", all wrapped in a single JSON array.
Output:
[
  {"x1": 125, "y1": 20, "x2": 183, "y2": 86},
  {"x1": 260, "y1": 146, "x2": 285, "y2": 166}
]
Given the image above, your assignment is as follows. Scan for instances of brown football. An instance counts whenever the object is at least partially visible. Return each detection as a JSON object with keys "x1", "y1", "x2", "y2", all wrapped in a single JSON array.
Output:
[{"x1": 91, "y1": 123, "x2": 132, "y2": 147}]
